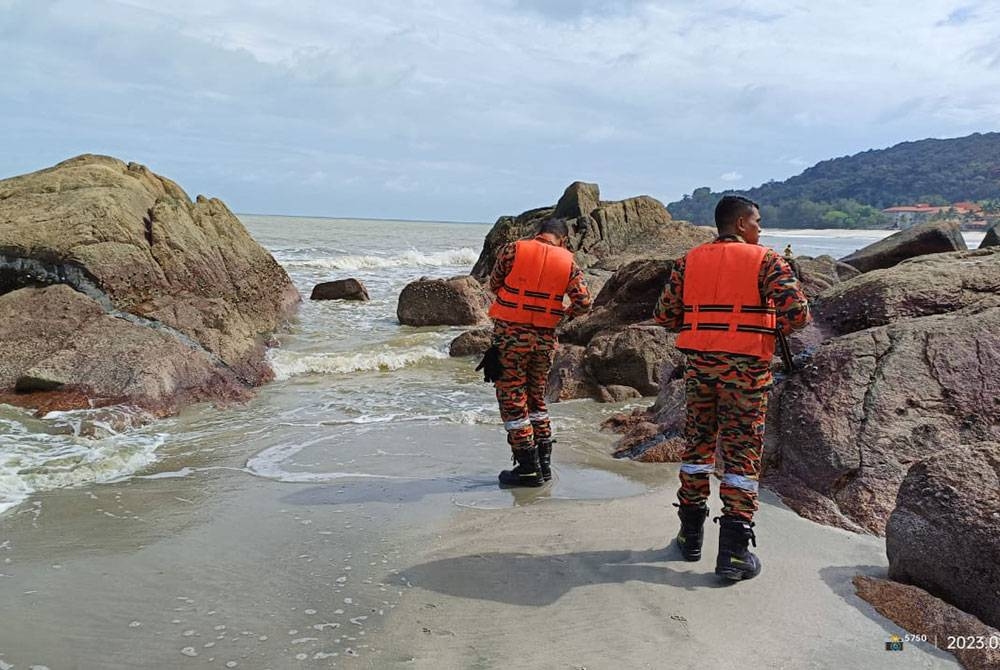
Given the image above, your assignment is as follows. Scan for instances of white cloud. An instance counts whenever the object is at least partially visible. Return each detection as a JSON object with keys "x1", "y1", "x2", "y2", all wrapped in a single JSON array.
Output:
[
  {"x1": 1, "y1": 0, "x2": 999, "y2": 220},
  {"x1": 720, "y1": 172, "x2": 743, "y2": 182}
]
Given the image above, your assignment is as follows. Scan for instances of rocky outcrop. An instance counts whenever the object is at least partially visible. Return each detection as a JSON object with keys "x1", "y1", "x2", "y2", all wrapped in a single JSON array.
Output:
[
  {"x1": 448, "y1": 327, "x2": 491, "y2": 357},
  {"x1": 790, "y1": 254, "x2": 859, "y2": 298},
  {"x1": 839, "y1": 220, "x2": 967, "y2": 273},
  {"x1": 584, "y1": 325, "x2": 682, "y2": 397},
  {"x1": 560, "y1": 259, "x2": 675, "y2": 346},
  {"x1": 981, "y1": 223, "x2": 999, "y2": 249},
  {"x1": 397, "y1": 275, "x2": 490, "y2": 326},
  {"x1": 546, "y1": 345, "x2": 599, "y2": 402},
  {"x1": 886, "y1": 442, "x2": 1000, "y2": 629},
  {"x1": 0, "y1": 154, "x2": 298, "y2": 414},
  {"x1": 815, "y1": 248, "x2": 1000, "y2": 336},
  {"x1": 854, "y1": 576, "x2": 1000, "y2": 670},
  {"x1": 765, "y1": 302, "x2": 1000, "y2": 534},
  {"x1": 310, "y1": 278, "x2": 369, "y2": 301},
  {"x1": 0, "y1": 286, "x2": 249, "y2": 413},
  {"x1": 470, "y1": 182, "x2": 713, "y2": 279}
]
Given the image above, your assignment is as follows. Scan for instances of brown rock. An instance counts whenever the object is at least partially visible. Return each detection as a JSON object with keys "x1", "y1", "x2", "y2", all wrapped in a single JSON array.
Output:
[
  {"x1": 815, "y1": 248, "x2": 1000, "y2": 337},
  {"x1": 766, "y1": 303, "x2": 1000, "y2": 534},
  {"x1": 597, "y1": 384, "x2": 642, "y2": 403},
  {"x1": 470, "y1": 182, "x2": 712, "y2": 280},
  {"x1": 449, "y1": 327, "x2": 492, "y2": 357},
  {"x1": 854, "y1": 576, "x2": 1000, "y2": 670},
  {"x1": 0, "y1": 285, "x2": 248, "y2": 415},
  {"x1": 310, "y1": 278, "x2": 370, "y2": 301},
  {"x1": 560, "y1": 259, "x2": 675, "y2": 346},
  {"x1": 552, "y1": 181, "x2": 599, "y2": 220},
  {"x1": 545, "y1": 345, "x2": 599, "y2": 402},
  {"x1": 981, "y1": 223, "x2": 999, "y2": 249},
  {"x1": 886, "y1": 442, "x2": 1000, "y2": 629},
  {"x1": 839, "y1": 219, "x2": 967, "y2": 273},
  {"x1": 0, "y1": 154, "x2": 299, "y2": 413},
  {"x1": 397, "y1": 275, "x2": 490, "y2": 326},
  {"x1": 584, "y1": 325, "x2": 682, "y2": 396}
]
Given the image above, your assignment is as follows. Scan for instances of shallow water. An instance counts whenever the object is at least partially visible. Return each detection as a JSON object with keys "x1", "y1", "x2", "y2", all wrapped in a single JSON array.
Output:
[{"x1": 0, "y1": 218, "x2": 985, "y2": 667}]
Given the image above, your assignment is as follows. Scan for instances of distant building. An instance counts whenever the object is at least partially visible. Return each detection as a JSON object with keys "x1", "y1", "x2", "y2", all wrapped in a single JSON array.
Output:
[{"x1": 882, "y1": 202, "x2": 983, "y2": 228}]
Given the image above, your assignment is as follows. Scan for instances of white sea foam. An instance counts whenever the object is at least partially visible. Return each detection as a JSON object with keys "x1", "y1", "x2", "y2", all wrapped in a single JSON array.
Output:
[
  {"x1": 0, "y1": 409, "x2": 166, "y2": 515},
  {"x1": 268, "y1": 346, "x2": 450, "y2": 380},
  {"x1": 245, "y1": 435, "x2": 408, "y2": 483},
  {"x1": 284, "y1": 247, "x2": 479, "y2": 271}
]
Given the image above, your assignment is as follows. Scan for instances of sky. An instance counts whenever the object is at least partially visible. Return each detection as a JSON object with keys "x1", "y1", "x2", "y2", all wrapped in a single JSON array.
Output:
[{"x1": 2, "y1": 0, "x2": 1000, "y2": 221}]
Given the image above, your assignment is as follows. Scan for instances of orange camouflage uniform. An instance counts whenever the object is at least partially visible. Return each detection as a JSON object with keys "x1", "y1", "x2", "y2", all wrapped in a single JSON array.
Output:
[
  {"x1": 654, "y1": 236, "x2": 810, "y2": 520},
  {"x1": 489, "y1": 237, "x2": 592, "y2": 450}
]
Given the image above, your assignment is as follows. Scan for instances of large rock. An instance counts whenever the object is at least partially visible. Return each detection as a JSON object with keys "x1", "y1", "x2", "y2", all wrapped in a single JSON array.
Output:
[
  {"x1": 981, "y1": 222, "x2": 999, "y2": 249},
  {"x1": 839, "y1": 220, "x2": 967, "y2": 273},
  {"x1": 546, "y1": 345, "x2": 599, "y2": 402},
  {"x1": 815, "y1": 248, "x2": 1000, "y2": 336},
  {"x1": 397, "y1": 275, "x2": 490, "y2": 326},
  {"x1": 310, "y1": 278, "x2": 369, "y2": 301},
  {"x1": 854, "y1": 576, "x2": 1000, "y2": 670},
  {"x1": 765, "y1": 302, "x2": 1000, "y2": 534},
  {"x1": 0, "y1": 285, "x2": 248, "y2": 414},
  {"x1": 448, "y1": 327, "x2": 491, "y2": 357},
  {"x1": 790, "y1": 254, "x2": 858, "y2": 298},
  {"x1": 886, "y1": 442, "x2": 1000, "y2": 629},
  {"x1": 470, "y1": 182, "x2": 713, "y2": 279},
  {"x1": 560, "y1": 259, "x2": 675, "y2": 346},
  {"x1": 0, "y1": 155, "x2": 298, "y2": 413},
  {"x1": 584, "y1": 325, "x2": 682, "y2": 397}
]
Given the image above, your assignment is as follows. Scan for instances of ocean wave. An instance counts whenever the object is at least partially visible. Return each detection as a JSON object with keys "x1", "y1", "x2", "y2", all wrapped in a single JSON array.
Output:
[
  {"x1": 0, "y1": 409, "x2": 166, "y2": 515},
  {"x1": 268, "y1": 346, "x2": 450, "y2": 380},
  {"x1": 245, "y1": 436, "x2": 408, "y2": 483},
  {"x1": 284, "y1": 247, "x2": 479, "y2": 271}
]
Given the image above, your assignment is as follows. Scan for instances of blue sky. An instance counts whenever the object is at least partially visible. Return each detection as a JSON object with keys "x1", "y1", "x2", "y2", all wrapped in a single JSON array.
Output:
[{"x1": 2, "y1": 0, "x2": 999, "y2": 221}]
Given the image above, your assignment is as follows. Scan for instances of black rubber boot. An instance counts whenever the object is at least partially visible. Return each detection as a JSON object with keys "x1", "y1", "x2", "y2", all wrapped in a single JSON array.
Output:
[
  {"x1": 714, "y1": 515, "x2": 762, "y2": 581},
  {"x1": 498, "y1": 448, "x2": 544, "y2": 488},
  {"x1": 536, "y1": 438, "x2": 554, "y2": 481},
  {"x1": 674, "y1": 503, "x2": 709, "y2": 561}
]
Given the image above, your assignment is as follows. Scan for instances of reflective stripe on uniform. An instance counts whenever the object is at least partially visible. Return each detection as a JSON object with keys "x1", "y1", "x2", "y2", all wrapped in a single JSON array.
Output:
[
  {"x1": 504, "y1": 416, "x2": 531, "y2": 431},
  {"x1": 722, "y1": 473, "x2": 759, "y2": 492},
  {"x1": 680, "y1": 463, "x2": 715, "y2": 475},
  {"x1": 528, "y1": 411, "x2": 549, "y2": 422}
]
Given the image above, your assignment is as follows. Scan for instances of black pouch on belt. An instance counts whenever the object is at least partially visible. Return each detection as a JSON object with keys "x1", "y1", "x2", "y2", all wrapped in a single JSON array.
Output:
[{"x1": 475, "y1": 345, "x2": 503, "y2": 383}]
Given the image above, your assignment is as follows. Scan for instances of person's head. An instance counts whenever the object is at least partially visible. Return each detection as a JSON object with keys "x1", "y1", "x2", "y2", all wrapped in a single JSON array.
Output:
[
  {"x1": 536, "y1": 217, "x2": 570, "y2": 246},
  {"x1": 714, "y1": 195, "x2": 761, "y2": 244}
]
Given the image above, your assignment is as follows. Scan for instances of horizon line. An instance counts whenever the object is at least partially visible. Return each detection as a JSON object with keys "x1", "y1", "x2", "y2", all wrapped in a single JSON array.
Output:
[{"x1": 236, "y1": 211, "x2": 492, "y2": 225}]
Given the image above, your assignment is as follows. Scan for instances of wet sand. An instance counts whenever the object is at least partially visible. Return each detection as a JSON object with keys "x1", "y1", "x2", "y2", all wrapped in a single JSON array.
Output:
[{"x1": 372, "y1": 486, "x2": 962, "y2": 670}]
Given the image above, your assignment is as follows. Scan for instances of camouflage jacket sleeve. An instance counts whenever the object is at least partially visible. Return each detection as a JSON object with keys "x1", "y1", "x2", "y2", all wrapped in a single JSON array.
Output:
[
  {"x1": 563, "y1": 262, "x2": 592, "y2": 320},
  {"x1": 488, "y1": 243, "x2": 517, "y2": 294},
  {"x1": 653, "y1": 257, "x2": 686, "y2": 331},
  {"x1": 759, "y1": 250, "x2": 810, "y2": 335}
]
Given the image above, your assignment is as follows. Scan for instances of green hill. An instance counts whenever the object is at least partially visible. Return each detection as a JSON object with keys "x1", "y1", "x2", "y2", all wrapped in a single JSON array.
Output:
[{"x1": 667, "y1": 132, "x2": 1000, "y2": 228}]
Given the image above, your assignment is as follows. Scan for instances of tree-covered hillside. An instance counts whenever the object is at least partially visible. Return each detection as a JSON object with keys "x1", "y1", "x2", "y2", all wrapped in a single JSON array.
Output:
[{"x1": 668, "y1": 132, "x2": 1000, "y2": 228}]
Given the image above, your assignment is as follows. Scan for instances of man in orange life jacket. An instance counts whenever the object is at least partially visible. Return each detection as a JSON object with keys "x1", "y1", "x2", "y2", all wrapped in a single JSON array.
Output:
[
  {"x1": 654, "y1": 195, "x2": 810, "y2": 580},
  {"x1": 485, "y1": 217, "x2": 592, "y2": 487}
]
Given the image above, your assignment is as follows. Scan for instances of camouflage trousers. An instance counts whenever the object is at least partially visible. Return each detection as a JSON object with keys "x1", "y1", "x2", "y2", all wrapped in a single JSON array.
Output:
[
  {"x1": 678, "y1": 361, "x2": 769, "y2": 521},
  {"x1": 493, "y1": 321, "x2": 556, "y2": 451}
]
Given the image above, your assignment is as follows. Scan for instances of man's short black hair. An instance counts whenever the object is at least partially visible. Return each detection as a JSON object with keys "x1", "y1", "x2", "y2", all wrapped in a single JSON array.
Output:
[
  {"x1": 537, "y1": 216, "x2": 570, "y2": 239},
  {"x1": 714, "y1": 195, "x2": 759, "y2": 232}
]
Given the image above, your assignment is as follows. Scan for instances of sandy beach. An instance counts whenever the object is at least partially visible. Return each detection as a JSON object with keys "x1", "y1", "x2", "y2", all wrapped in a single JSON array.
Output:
[{"x1": 372, "y1": 485, "x2": 961, "y2": 670}]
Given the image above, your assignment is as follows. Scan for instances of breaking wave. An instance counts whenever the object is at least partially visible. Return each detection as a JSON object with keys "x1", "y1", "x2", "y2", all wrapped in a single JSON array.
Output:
[
  {"x1": 268, "y1": 346, "x2": 450, "y2": 380},
  {"x1": 284, "y1": 247, "x2": 479, "y2": 271}
]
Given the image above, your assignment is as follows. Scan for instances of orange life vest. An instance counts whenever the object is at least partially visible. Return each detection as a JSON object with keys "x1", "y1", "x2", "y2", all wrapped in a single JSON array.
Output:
[
  {"x1": 674, "y1": 241, "x2": 777, "y2": 360},
  {"x1": 488, "y1": 238, "x2": 574, "y2": 329}
]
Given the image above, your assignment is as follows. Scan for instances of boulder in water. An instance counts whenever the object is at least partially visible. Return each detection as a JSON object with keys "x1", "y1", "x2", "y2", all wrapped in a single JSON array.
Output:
[
  {"x1": 981, "y1": 222, "x2": 999, "y2": 249},
  {"x1": 839, "y1": 220, "x2": 967, "y2": 273},
  {"x1": 449, "y1": 327, "x2": 491, "y2": 357},
  {"x1": 311, "y1": 278, "x2": 370, "y2": 301},
  {"x1": 397, "y1": 275, "x2": 490, "y2": 326}
]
